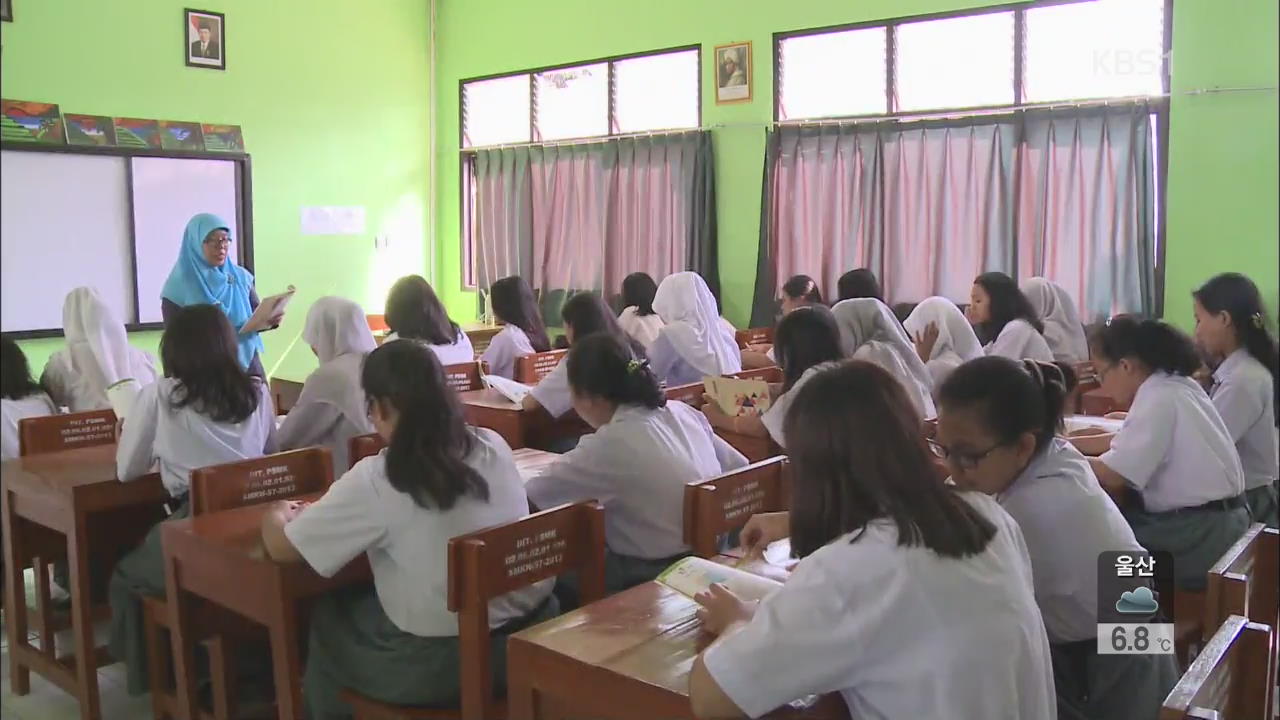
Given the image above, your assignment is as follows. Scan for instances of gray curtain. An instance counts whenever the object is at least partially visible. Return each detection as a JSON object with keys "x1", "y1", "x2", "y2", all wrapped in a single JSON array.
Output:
[
  {"x1": 471, "y1": 131, "x2": 718, "y2": 324},
  {"x1": 753, "y1": 103, "x2": 1157, "y2": 324}
]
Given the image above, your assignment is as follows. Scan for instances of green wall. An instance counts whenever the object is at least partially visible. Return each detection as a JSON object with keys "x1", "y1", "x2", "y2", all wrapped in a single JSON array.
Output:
[
  {"x1": 433, "y1": 0, "x2": 1279, "y2": 330},
  {"x1": 2, "y1": 0, "x2": 432, "y2": 381}
]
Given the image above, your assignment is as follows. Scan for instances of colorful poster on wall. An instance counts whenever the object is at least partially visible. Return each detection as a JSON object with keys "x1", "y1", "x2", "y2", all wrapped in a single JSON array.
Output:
[
  {"x1": 1, "y1": 100, "x2": 66, "y2": 144},
  {"x1": 113, "y1": 117, "x2": 163, "y2": 148},
  {"x1": 159, "y1": 120, "x2": 205, "y2": 150},
  {"x1": 202, "y1": 123, "x2": 244, "y2": 152},
  {"x1": 64, "y1": 114, "x2": 119, "y2": 146}
]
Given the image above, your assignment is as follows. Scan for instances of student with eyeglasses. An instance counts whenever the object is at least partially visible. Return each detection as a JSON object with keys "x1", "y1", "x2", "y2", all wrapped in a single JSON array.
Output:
[{"x1": 935, "y1": 356, "x2": 1176, "y2": 720}]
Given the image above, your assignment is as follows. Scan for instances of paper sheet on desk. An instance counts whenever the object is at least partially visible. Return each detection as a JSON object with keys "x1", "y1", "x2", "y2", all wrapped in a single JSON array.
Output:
[
  {"x1": 1064, "y1": 414, "x2": 1123, "y2": 434},
  {"x1": 483, "y1": 375, "x2": 532, "y2": 404}
]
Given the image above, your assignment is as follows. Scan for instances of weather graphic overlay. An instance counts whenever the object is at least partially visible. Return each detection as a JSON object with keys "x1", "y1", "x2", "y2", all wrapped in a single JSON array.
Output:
[{"x1": 1096, "y1": 551, "x2": 1176, "y2": 655}]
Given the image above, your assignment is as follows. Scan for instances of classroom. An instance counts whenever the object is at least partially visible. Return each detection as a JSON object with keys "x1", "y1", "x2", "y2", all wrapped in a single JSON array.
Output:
[{"x1": 1, "y1": 0, "x2": 1277, "y2": 718}]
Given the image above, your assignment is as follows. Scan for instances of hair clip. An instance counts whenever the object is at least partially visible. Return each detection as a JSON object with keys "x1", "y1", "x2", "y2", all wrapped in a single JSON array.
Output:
[
  {"x1": 626, "y1": 358, "x2": 650, "y2": 374},
  {"x1": 1252, "y1": 312, "x2": 1265, "y2": 329}
]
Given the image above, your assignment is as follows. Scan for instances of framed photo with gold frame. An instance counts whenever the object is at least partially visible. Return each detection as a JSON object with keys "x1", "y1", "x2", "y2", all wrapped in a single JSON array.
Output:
[{"x1": 714, "y1": 41, "x2": 752, "y2": 104}]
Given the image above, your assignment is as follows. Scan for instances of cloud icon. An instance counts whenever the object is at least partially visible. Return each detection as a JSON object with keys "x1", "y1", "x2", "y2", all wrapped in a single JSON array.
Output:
[{"x1": 1116, "y1": 587, "x2": 1160, "y2": 615}]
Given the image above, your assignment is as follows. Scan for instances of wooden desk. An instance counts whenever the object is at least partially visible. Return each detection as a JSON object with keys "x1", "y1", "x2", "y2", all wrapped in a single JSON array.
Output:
[
  {"x1": 511, "y1": 448, "x2": 559, "y2": 483},
  {"x1": 463, "y1": 323, "x2": 503, "y2": 357},
  {"x1": 1, "y1": 443, "x2": 168, "y2": 720},
  {"x1": 159, "y1": 450, "x2": 558, "y2": 720},
  {"x1": 715, "y1": 431, "x2": 780, "y2": 464},
  {"x1": 459, "y1": 390, "x2": 590, "y2": 451},
  {"x1": 269, "y1": 378, "x2": 305, "y2": 415},
  {"x1": 507, "y1": 575, "x2": 847, "y2": 720}
]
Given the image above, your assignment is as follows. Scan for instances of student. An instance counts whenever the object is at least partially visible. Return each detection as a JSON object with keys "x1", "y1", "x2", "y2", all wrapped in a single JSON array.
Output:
[
  {"x1": 778, "y1": 274, "x2": 823, "y2": 314},
  {"x1": 703, "y1": 306, "x2": 843, "y2": 449},
  {"x1": 384, "y1": 275, "x2": 474, "y2": 365},
  {"x1": 109, "y1": 304, "x2": 277, "y2": 695},
  {"x1": 1192, "y1": 273, "x2": 1279, "y2": 527},
  {"x1": 41, "y1": 287, "x2": 159, "y2": 413},
  {"x1": 835, "y1": 268, "x2": 884, "y2": 303},
  {"x1": 1088, "y1": 316, "x2": 1248, "y2": 590},
  {"x1": 904, "y1": 296, "x2": 984, "y2": 389},
  {"x1": 616, "y1": 271, "x2": 666, "y2": 351},
  {"x1": 688, "y1": 361, "x2": 1055, "y2": 720},
  {"x1": 937, "y1": 356, "x2": 1177, "y2": 720},
  {"x1": 1022, "y1": 277, "x2": 1090, "y2": 365},
  {"x1": 260, "y1": 340, "x2": 554, "y2": 717},
  {"x1": 831, "y1": 298, "x2": 936, "y2": 418},
  {"x1": 650, "y1": 272, "x2": 742, "y2": 386},
  {"x1": 481, "y1": 276, "x2": 551, "y2": 379},
  {"x1": 1, "y1": 338, "x2": 59, "y2": 461},
  {"x1": 967, "y1": 272, "x2": 1055, "y2": 362},
  {"x1": 276, "y1": 297, "x2": 377, "y2": 472},
  {"x1": 526, "y1": 333, "x2": 747, "y2": 600},
  {"x1": 522, "y1": 292, "x2": 642, "y2": 420}
]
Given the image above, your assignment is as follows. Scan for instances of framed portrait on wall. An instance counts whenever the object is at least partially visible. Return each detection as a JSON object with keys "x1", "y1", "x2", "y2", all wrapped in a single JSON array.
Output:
[
  {"x1": 185, "y1": 8, "x2": 225, "y2": 70},
  {"x1": 2, "y1": 0, "x2": 13, "y2": 22},
  {"x1": 714, "y1": 41, "x2": 752, "y2": 104}
]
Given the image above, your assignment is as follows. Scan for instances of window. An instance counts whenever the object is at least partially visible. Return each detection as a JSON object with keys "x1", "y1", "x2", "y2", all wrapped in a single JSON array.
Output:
[
  {"x1": 776, "y1": 0, "x2": 1168, "y2": 121},
  {"x1": 778, "y1": 27, "x2": 887, "y2": 120},
  {"x1": 461, "y1": 47, "x2": 699, "y2": 149},
  {"x1": 895, "y1": 12, "x2": 1015, "y2": 111}
]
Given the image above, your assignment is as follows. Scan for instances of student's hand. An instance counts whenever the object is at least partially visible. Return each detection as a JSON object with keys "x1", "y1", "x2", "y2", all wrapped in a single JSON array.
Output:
[
  {"x1": 913, "y1": 322, "x2": 940, "y2": 363},
  {"x1": 1104, "y1": 411, "x2": 1128, "y2": 421},
  {"x1": 738, "y1": 511, "x2": 789, "y2": 559},
  {"x1": 268, "y1": 311, "x2": 286, "y2": 329},
  {"x1": 271, "y1": 499, "x2": 308, "y2": 524},
  {"x1": 694, "y1": 584, "x2": 757, "y2": 636}
]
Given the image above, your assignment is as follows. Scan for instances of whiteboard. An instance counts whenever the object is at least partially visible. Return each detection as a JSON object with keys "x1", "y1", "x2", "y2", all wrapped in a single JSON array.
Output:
[
  {"x1": 131, "y1": 157, "x2": 240, "y2": 323},
  {"x1": 0, "y1": 151, "x2": 135, "y2": 332}
]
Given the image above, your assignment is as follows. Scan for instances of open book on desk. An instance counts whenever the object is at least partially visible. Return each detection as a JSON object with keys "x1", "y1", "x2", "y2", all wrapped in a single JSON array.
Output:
[
  {"x1": 703, "y1": 376, "x2": 772, "y2": 417},
  {"x1": 483, "y1": 375, "x2": 533, "y2": 404},
  {"x1": 241, "y1": 285, "x2": 297, "y2": 335},
  {"x1": 656, "y1": 556, "x2": 782, "y2": 603}
]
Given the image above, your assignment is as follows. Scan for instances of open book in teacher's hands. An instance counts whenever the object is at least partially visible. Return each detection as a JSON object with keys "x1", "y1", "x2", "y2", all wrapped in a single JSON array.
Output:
[{"x1": 240, "y1": 285, "x2": 296, "y2": 335}]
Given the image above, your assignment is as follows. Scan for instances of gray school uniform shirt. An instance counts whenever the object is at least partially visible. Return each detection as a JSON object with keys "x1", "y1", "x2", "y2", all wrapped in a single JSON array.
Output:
[
  {"x1": 999, "y1": 438, "x2": 1143, "y2": 643},
  {"x1": 524, "y1": 402, "x2": 748, "y2": 559},
  {"x1": 1210, "y1": 349, "x2": 1278, "y2": 491},
  {"x1": 285, "y1": 427, "x2": 552, "y2": 637}
]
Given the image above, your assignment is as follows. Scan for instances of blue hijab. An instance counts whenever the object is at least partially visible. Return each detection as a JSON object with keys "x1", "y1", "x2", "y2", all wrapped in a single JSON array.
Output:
[{"x1": 161, "y1": 213, "x2": 263, "y2": 369}]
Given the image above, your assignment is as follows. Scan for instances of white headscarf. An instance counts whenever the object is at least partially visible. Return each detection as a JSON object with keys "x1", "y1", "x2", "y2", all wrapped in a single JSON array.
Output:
[
  {"x1": 298, "y1": 296, "x2": 377, "y2": 427},
  {"x1": 1021, "y1": 278, "x2": 1089, "y2": 365},
  {"x1": 832, "y1": 298, "x2": 937, "y2": 418},
  {"x1": 903, "y1": 297, "x2": 984, "y2": 387},
  {"x1": 60, "y1": 287, "x2": 156, "y2": 409},
  {"x1": 652, "y1": 272, "x2": 742, "y2": 377}
]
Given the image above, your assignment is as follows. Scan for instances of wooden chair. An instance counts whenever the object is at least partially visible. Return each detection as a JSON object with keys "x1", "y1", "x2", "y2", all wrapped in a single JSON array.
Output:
[
  {"x1": 18, "y1": 408, "x2": 117, "y2": 456},
  {"x1": 145, "y1": 448, "x2": 336, "y2": 720},
  {"x1": 732, "y1": 366, "x2": 782, "y2": 383},
  {"x1": 665, "y1": 381, "x2": 705, "y2": 408},
  {"x1": 349, "y1": 433, "x2": 388, "y2": 466},
  {"x1": 735, "y1": 327, "x2": 773, "y2": 349},
  {"x1": 340, "y1": 500, "x2": 607, "y2": 720},
  {"x1": 683, "y1": 457, "x2": 789, "y2": 558},
  {"x1": 1160, "y1": 614, "x2": 1275, "y2": 720},
  {"x1": 1203, "y1": 524, "x2": 1280, "y2": 643},
  {"x1": 514, "y1": 350, "x2": 568, "y2": 384},
  {"x1": 269, "y1": 377, "x2": 305, "y2": 415},
  {"x1": 444, "y1": 361, "x2": 488, "y2": 393}
]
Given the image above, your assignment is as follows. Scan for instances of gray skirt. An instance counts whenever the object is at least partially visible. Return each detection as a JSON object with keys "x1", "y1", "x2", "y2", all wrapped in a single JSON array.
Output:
[
  {"x1": 304, "y1": 584, "x2": 558, "y2": 720},
  {"x1": 107, "y1": 500, "x2": 191, "y2": 695},
  {"x1": 1050, "y1": 639, "x2": 1179, "y2": 720},
  {"x1": 1123, "y1": 504, "x2": 1250, "y2": 591},
  {"x1": 1245, "y1": 484, "x2": 1279, "y2": 528}
]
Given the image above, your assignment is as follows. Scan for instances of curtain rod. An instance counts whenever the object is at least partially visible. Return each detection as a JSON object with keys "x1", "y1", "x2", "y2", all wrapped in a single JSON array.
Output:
[{"x1": 462, "y1": 85, "x2": 1277, "y2": 151}]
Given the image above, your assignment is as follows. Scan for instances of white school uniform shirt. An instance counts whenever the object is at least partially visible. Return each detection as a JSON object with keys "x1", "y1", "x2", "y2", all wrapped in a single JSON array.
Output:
[
  {"x1": 285, "y1": 428, "x2": 553, "y2": 636},
  {"x1": 999, "y1": 438, "x2": 1143, "y2": 643},
  {"x1": 525, "y1": 402, "x2": 748, "y2": 559},
  {"x1": 276, "y1": 296, "x2": 377, "y2": 472},
  {"x1": 617, "y1": 307, "x2": 665, "y2": 351},
  {"x1": 902, "y1": 297, "x2": 984, "y2": 390},
  {"x1": 1, "y1": 392, "x2": 59, "y2": 461},
  {"x1": 1022, "y1": 278, "x2": 1090, "y2": 365},
  {"x1": 116, "y1": 378, "x2": 278, "y2": 497},
  {"x1": 528, "y1": 360, "x2": 572, "y2": 419},
  {"x1": 480, "y1": 325, "x2": 535, "y2": 380},
  {"x1": 760, "y1": 362, "x2": 839, "y2": 448},
  {"x1": 1100, "y1": 372, "x2": 1245, "y2": 513},
  {"x1": 42, "y1": 287, "x2": 158, "y2": 413},
  {"x1": 387, "y1": 330, "x2": 476, "y2": 367},
  {"x1": 985, "y1": 318, "x2": 1055, "y2": 363},
  {"x1": 702, "y1": 492, "x2": 1055, "y2": 720},
  {"x1": 1210, "y1": 349, "x2": 1278, "y2": 491}
]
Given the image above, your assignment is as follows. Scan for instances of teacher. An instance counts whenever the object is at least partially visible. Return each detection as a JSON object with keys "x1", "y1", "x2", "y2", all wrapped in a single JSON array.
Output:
[{"x1": 161, "y1": 213, "x2": 273, "y2": 376}]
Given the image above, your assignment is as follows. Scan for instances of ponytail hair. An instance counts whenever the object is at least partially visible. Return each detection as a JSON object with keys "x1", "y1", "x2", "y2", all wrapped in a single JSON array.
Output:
[
  {"x1": 1194, "y1": 272, "x2": 1279, "y2": 424},
  {"x1": 772, "y1": 305, "x2": 843, "y2": 392},
  {"x1": 781, "y1": 275, "x2": 823, "y2": 305},
  {"x1": 561, "y1": 292, "x2": 646, "y2": 357},
  {"x1": 939, "y1": 356, "x2": 1068, "y2": 454},
  {"x1": 566, "y1": 333, "x2": 665, "y2": 410},
  {"x1": 361, "y1": 340, "x2": 488, "y2": 510},
  {"x1": 489, "y1": 276, "x2": 551, "y2": 352},
  {"x1": 1090, "y1": 315, "x2": 1201, "y2": 377},
  {"x1": 621, "y1": 272, "x2": 659, "y2": 317}
]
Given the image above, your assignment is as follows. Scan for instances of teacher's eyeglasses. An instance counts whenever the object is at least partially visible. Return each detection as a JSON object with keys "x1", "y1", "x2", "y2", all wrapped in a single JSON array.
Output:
[{"x1": 203, "y1": 236, "x2": 233, "y2": 248}]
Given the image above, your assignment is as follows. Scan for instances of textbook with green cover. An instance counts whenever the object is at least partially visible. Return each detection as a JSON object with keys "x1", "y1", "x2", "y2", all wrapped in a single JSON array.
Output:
[
  {"x1": 656, "y1": 556, "x2": 782, "y2": 602},
  {"x1": 703, "y1": 376, "x2": 771, "y2": 417}
]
